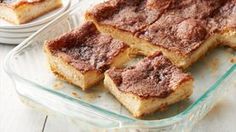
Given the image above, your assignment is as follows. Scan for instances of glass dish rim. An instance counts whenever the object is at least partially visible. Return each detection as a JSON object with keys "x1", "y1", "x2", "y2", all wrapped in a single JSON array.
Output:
[{"x1": 3, "y1": 3, "x2": 236, "y2": 128}]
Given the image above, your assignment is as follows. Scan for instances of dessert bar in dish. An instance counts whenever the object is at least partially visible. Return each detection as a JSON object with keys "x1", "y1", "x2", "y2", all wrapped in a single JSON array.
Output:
[
  {"x1": 86, "y1": 0, "x2": 236, "y2": 68},
  {"x1": 44, "y1": 22, "x2": 130, "y2": 90},
  {"x1": 43, "y1": 0, "x2": 235, "y2": 118},
  {"x1": 104, "y1": 52, "x2": 193, "y2": 117},
  {"x1": 0, "y1": 0, "x2": 62, "y2": 24}
]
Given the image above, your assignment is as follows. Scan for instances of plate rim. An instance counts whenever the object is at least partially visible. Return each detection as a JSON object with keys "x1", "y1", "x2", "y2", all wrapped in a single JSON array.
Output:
[
  {"x1": 0, "y1": 31, "x2": 33, "y2": 38},
  {"x1": 0, "y1": 37, "x2": 26, "y2": 44}
]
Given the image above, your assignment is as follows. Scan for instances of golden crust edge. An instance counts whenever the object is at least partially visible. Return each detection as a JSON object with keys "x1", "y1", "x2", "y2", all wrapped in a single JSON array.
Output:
[
  {"x1": 43, "y1": 39, "x2": 131, "y2": 90},
  {"x1": 104, "y1": 72, "x2": 193, "y2": 117},
  {"x1": 44, "y1": 42, "x2": 103, "y2": 90},
  {"x1": 220, "y1": 30, "x2": 236, "y2": 49},
  {"x1": 85, "y1": 14, "x2": 236, "y2": 69}
]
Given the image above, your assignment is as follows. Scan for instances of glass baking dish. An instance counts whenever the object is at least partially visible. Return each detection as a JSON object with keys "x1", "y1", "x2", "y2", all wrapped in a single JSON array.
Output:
[{"x1": 3, "y1": 0, "x2": 236, "y2": 131}]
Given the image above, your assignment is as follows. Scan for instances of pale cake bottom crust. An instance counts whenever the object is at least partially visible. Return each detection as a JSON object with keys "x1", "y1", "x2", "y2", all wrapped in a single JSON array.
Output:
[
  {"x1": 0, "y1": 0, "x2": 62, "y2": 24},
  {"x1": 87, "y1": 18, "x2": 236, "y2": 69},
  {"x1": 44, "y1": 45, "x2": 130, "y2": 90},
  {"x1": 104, "y1": 73, "x2": 193, "y2": 117}
]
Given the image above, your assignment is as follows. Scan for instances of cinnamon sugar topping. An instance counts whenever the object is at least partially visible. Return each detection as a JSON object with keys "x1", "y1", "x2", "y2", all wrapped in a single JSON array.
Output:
[
  {"x1": 46, "y1": 22, "x2": 128, "y2": 73},
  {"x1": 107, "y1": 52, "x2": 192, "y2": 98}
]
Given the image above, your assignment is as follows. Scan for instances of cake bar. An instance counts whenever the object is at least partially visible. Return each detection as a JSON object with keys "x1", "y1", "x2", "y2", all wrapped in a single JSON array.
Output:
[
  {"x1": 0, "y1": 0, "x2": 62, "y2": 24},
  {"x1": 104, "y1": 52, "x2": 193, "y2": 117},
  {"x1": 86, "y1": 0, "x2": 236, "y2": 68},
  {"x1": 44, "y1": 22, "x2": 130, "y2": 90}
]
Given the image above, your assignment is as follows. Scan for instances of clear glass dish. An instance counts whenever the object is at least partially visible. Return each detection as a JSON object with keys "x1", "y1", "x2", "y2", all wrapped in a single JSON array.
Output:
[{"x1": 3, "y1": 0, "x2": 236, "y2": 131}]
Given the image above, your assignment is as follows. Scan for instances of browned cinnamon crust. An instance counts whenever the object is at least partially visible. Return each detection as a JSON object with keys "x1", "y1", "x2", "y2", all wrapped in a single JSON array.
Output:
[
  {"x1": 86, "y1": 0, "x2": 171, "y2": 33},
  {"x1": 137, "y1": 0, "x2": 235, "y2": 55},
  {"x1": 106, "y1": 52, "x2": 193, "y2": 99},
  {"x1": 86, "y1": 0, "x2": 236, "y2": 68},
  {"x1": 104, "y1": 52, "x2": 193, "y2": 117},
  {"x1": 209, "y1": 0, "x2": 236, "y2": 32},
  {"x1": 44, "y1": 22, "x2": 130, "y2": 90},
  {"x1": 46, "y1": 22, "x2": 129, "y2": 74}
]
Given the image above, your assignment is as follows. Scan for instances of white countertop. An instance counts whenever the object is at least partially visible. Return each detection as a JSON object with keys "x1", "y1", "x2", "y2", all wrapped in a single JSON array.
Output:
[{"x1": 1, "y1": 44, "x2": 236, "y2": 132}]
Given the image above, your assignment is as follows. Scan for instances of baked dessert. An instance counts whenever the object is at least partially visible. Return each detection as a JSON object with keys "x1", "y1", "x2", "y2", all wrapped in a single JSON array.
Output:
[
  {"x1": 44, "y1": 22, "x2": 130, "y2": 90},
  {"x1": 211, "y1": 0, "x2": 236, "y2": 48},
  {"x1": 86, "y1": 0, "x2": 171, "y2": 33},
  {"x1": 104, "y1": 52, "x2": 193, "y2": 117},
  {"x1": 86, "y1": 0, "x2": 236, "y2": 68},
  {"x1": 0, "y1": 0, "x2": 62, "y2": 24}
]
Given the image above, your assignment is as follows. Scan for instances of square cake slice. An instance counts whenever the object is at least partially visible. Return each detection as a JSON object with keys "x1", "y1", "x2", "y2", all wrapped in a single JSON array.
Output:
[
  {"x1": 44, "y1": 22, "x2": 130, "y2": 90},
  {"x1": 0, "y1": 0, "x2": 62, "y2": 24},
  {"x1": 87, "y1": 0, "x2": 236, "y2": 68},
  {"x1": 104, "y1": 52, "x2": 193, "y2": 117}
]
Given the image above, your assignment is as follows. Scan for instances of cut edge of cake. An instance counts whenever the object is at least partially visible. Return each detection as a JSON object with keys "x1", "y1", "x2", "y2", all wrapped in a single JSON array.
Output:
[
  {"x1": 220, "y1": 29, "x2": 236, "y2": 48},
  {"x1": 104, "y1": 70, "x2": 193, "y2": 117},
  {"x1": 44, "y1": 42, "x2": 130, "y2": 90},
  {"x1": 0, "y1": 0, "x2": 62, "y2": 24},
  {"x1": 43, "y1": 21, "x2": 131, "y2": 90},
  {"x1": 85, "y1": 15, "x2": 219, "y2": 69}
]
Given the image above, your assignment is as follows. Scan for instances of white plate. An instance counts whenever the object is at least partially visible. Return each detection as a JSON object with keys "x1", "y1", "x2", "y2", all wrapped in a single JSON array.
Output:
[
  {"x1": 0, "y1": 31, "x2": 33, "y2": 38},
  {"x1": 0, "y1": 22, "x2": 47, "y2": 33},
  {"x1": 0, "y1": 37, "x2": 26, "y2": 44},
  {"x1": 0, "y1": 0, "x2": 70, "y2": 29}
]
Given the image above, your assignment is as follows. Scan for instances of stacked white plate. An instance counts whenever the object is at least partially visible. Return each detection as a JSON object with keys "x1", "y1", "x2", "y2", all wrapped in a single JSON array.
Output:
[{"x1": 0, "y1": 0, "x2": 71, "y2": 44}]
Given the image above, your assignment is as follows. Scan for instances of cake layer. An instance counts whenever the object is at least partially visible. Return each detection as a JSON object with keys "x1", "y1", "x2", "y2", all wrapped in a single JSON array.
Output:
[
  {"x1": 86, "y1": 0, "x2": 236, "y2": 68},
  {"x1": 0, "y1": 0, "x2": 62, "y2": 24},
  {"x1": 104, "y1": 52, "x2": 193, "y2": 117},
  {"x1": 44, "y1": 22, "x2": 130, "y2": 90}
]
